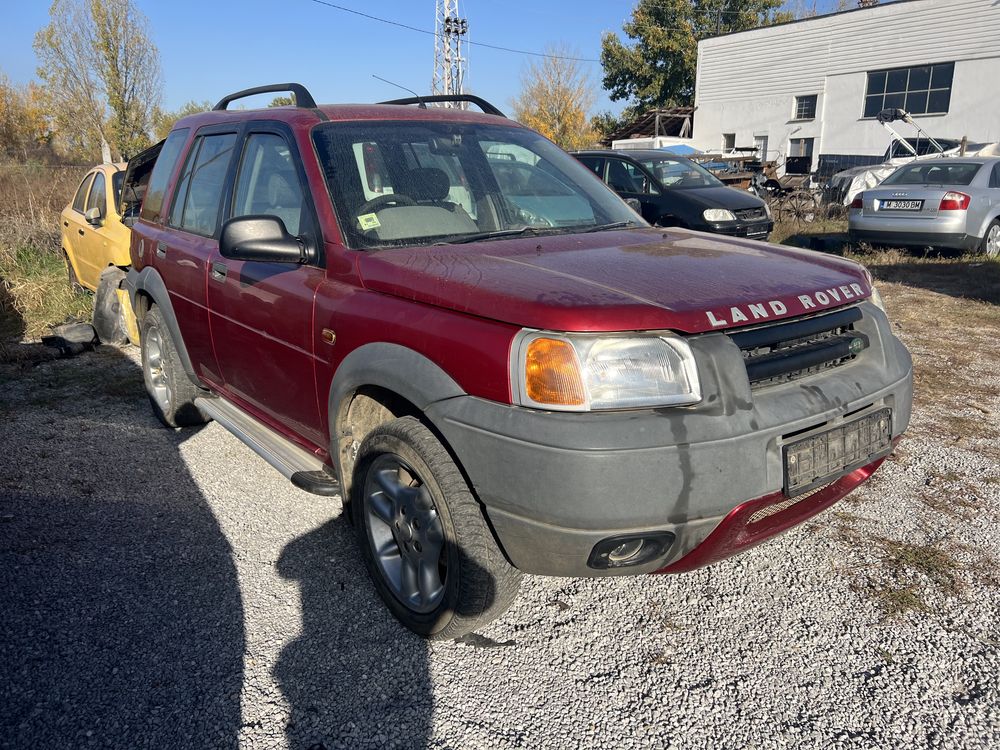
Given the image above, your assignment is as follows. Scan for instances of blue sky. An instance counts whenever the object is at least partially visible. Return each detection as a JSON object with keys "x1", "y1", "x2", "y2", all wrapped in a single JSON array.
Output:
[{"x1": 3, "y1": 0, "x2": 841, "y2": 116}]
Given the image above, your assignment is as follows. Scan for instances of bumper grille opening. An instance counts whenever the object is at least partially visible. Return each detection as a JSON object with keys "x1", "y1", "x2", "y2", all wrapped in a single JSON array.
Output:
[
  {"x1": 730, "y1": 306, "x2": 867, "y2": 389},
  {"x1": 746, "y1": 481, "x2": 833, "y2": 525},
  {"x1": 736, "y1": 207, "x2": 767, "y2": 221}
]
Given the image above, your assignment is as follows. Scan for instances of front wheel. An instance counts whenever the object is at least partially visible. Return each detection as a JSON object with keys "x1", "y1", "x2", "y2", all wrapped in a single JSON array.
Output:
[
  {"x1": 981, "y1": 219, "x2": 1000, "y2": 259},
  {"x1": 353, "y1": 416, "x2": 521, "y2": 639}
]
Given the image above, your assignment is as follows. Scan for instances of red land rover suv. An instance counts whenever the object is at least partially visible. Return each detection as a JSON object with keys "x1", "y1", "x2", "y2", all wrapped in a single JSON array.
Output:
[{"x1": 124, "y1": 84, "x2": 913, "y2": 638}]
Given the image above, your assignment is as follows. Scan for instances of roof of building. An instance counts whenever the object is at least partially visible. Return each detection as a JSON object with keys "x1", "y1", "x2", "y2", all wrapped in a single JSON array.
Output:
[
  {"x1": 702, "y1": 0, "x2": 919, "y2": 42},
  {"x1": 605, "y1": 107, "x2": 695, "y2": 145}
]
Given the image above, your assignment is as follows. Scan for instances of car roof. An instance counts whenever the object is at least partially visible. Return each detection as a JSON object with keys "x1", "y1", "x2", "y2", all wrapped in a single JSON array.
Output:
[
  {"x1": 173, "y1": 103, "x2": 518, "y2": 132},
  {"x1": 895, "y1": 156, "x2": 999, "y2": 165}
]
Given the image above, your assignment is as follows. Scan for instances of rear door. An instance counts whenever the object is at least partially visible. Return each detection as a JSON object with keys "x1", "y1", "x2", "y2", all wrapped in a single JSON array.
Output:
[
  {"x1": 63, "y1": 171, "x2": 95, "y2": 287},
  {"x1": 605, "y1": 157, "x2": 661, "y2": 222},
  {"x1": 205, "y1": 125, "x2": 327, "y2": 448},
  {"x1": 140, "y1": 126, "x2": 237, "y2": 386}
]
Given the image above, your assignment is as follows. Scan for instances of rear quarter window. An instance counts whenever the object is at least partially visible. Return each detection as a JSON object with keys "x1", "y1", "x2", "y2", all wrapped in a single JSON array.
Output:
[{"x1": 140, "y1": 128, "x2": 190, "y2": 223}]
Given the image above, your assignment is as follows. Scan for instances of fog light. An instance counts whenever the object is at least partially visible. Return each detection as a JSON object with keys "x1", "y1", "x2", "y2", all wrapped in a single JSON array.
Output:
[{"x1": 588, "y1": 532, "x2": 675, "y2": 570}]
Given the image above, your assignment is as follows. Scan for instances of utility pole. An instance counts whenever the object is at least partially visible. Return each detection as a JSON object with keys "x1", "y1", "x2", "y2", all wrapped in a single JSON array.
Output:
[{"x1": 432, "y1": 0, "x2": 468, "y2": 107}]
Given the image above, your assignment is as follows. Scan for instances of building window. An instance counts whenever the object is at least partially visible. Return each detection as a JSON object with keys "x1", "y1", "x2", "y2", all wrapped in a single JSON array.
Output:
[
  {"x1": 863, "y1": 62, "x2": 954, "y2": 118},
  {"x1": 722, "y1": 133, "x2": 735, "y2": 152},
  {"x1": 786, "y1": 137, "x2": 814, "y2": 175},
  {"x1": 754, "y1": 135, "x2": 769, "y2": 161},
  {"x1": 793, "y1": 95, "x2": 817, "y2": 120}
]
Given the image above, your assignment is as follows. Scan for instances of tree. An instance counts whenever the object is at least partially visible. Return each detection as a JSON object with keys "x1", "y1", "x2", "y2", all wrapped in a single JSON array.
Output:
[
  {"x1": 34, "y1": 0, "x2": 162, "y2": 161},
  {"x1": 269, "y1": 95, "x2": 294, "y2": 107},
  {"x1": 589, "y1": 110, "x2": 628, "y2": 144},
  {"x1": 600, "y1": 0, "x2": 792, "y2": 113},
  {"x1": 151, "y1": 100, "x2": 213, "y2": 141},
  {"x1": 511, "y1": 46, "x2": 598, "y2": 151},
  {"x1": 0, "y1": 75, "x2": 55, "y2": 161}
]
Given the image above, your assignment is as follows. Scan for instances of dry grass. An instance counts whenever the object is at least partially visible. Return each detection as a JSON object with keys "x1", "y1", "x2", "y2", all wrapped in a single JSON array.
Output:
[{"x1": 0, "y1": 162, "x2": 92, "y2": 341}]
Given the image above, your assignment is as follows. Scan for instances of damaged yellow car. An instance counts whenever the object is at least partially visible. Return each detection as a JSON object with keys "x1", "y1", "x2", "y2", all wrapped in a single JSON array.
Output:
[{"x1": 60, "y1": 162, "x2": 139, "y2": 344}]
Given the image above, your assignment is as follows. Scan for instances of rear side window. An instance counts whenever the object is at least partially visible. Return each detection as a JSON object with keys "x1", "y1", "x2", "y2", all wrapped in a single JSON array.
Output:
[
  {"x1": 72, "y1": 174, "x2": 94, "y2": 213},
  {"x1": 576, "y1": 156, "x2": 604, "y2": 178},
  {"x1": 991, "y1": 163, "x2": 1000, "y2": 188},
  {"x1": 141, "y1": 128, "x2": 190, "y2": 223},
  {"x1": 169, "y1": 133, "x2": 238, "y2": 236},
  {"x1": 86, "y1": 172, "x2": 106, "y2": 215},
  {"x1": 232, "y1": 133, "x2": 305, "y2": 236}
]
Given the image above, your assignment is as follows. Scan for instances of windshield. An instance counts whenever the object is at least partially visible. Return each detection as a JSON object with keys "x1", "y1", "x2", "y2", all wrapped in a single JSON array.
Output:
[
  {"x1": 881, "y1": 161, "x2": 982, "y2": 186},
  {"x1": 638, "y1": 156, "x2": 723, "y2": 189},
  {"x1": 312, "y1": 120, "x2": 644, "y2": 249}
]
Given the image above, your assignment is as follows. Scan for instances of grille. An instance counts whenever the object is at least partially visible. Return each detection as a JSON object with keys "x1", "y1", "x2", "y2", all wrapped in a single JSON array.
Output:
[
  {"x1": 730, "y1": 306, "x2": 867, "y2": 389},
  {"x1": 736, "y1": 207, "x2": 767, "y2": 221},
  {"x1": 746, "y1": 481, "x2": 833, "y2": 524}
]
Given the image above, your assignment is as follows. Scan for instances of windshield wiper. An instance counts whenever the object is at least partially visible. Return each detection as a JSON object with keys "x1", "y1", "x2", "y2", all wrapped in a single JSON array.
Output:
[
  {"x1": 580, "y1": 221, "x2": 637, "y2": 233},
  {"x1": 439, "y1": 226, "x2": 553, "y2": 245}
]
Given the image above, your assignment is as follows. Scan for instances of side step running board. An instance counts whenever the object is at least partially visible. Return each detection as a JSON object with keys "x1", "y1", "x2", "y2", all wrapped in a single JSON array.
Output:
[{"x1": 195, "y1": 397, "x2": 341, "y2": 497}]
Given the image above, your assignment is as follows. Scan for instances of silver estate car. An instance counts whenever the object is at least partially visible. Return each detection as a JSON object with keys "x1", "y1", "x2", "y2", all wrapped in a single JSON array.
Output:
[{"x1": 849, "y1": 157, "x2": 1000, "y2": 256}]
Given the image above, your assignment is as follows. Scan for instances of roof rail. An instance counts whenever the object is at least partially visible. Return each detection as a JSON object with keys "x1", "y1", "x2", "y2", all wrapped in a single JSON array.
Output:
[
  {"x1": 213, "y1": 83, "x2": 318, "y2": 111},
  {"x1": 378, "y1": 94, "x2": 506, "y2": 118}
]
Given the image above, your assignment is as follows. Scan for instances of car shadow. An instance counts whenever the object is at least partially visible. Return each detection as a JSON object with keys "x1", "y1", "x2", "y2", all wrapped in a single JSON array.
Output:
[
  {"x1": 0, "y1": 343, "x2": 245, "y2": 748},
  {"x1": 865, "y1": 259, "x2": 1000, "y2": 306}
]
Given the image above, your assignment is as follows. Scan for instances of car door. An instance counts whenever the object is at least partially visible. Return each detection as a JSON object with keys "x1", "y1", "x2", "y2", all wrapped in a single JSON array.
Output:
[
  {"x1": 62, "y1": 171, "x2": 95, "y2": 288},
  {"x1": 148, "y1": 127, "x2": 238, "y2": 386},
  {"x1": 206, "y1": 126, "x2": 327, "y2": 449},
  {"x1": 74, "y1": 169, "x2": 111, "y2": 289},
  {"x1": 604, "y1": 158, "x2": 661, "y2": 223}
]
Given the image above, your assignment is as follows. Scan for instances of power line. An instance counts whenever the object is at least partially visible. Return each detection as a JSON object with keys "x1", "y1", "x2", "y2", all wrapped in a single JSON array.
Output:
[{"x1": 304, "y1": 0, "x2": 601, "y2": 61}]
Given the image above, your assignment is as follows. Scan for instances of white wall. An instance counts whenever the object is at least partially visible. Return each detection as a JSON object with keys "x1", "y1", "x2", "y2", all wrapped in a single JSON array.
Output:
[{"x1": 693, "y1": 0, "x2": 1000, "y2": 168}]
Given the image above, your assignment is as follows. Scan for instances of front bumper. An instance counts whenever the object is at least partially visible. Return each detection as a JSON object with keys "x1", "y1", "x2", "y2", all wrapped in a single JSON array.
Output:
[
  {"x1": 704, "y1": 219, "x2": 773, "y2": 240},
  {"x1": 427, "y1": 302, "x2": 912, "y2": 577}
]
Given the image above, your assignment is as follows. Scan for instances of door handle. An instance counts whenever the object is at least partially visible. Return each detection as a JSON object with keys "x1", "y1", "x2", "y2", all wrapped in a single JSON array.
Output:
[
  {"x1": 155, "y1": 241, "x2": 167, "y2": 258},
  {"x1": 78, "y1": 229, "x2": 85, "y2": 236},
  {"x1": 63, "y1": 221, "x2": 69, "y2": 227},
  {"x1": 210, "y1": 261, "x2": 228, "y2": 281}
]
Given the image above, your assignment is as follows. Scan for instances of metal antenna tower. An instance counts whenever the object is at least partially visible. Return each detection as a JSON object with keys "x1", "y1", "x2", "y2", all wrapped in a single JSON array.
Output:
[{"x1": 432, "y1": 0, "x2": 468, "y2": 107}]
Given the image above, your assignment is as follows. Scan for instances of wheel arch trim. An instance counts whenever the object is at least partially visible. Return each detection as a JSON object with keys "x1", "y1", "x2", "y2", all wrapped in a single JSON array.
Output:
[{"x1": 125, "y1": 265, "x2": 198, "y2": 383}]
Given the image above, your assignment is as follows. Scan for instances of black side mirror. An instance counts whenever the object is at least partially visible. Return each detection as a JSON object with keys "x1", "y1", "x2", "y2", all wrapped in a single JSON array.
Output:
[
  {"x1": 219, "y1": 216, "x2": 306, "y2": 263},
  {"x1": 85, "y1": 207, "x2": 103, "y2": 226}
]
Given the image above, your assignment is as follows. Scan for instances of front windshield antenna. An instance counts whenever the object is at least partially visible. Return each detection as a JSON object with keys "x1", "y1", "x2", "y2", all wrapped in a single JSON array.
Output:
[{"x1": 372, "y1": 75, "x2": 427, "y2": 109}]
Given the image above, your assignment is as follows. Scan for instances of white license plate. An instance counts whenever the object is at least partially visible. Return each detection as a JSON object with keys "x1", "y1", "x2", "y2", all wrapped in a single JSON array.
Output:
[{"x1": 880, "y1": 199, "x2": 923, "y2": 211}]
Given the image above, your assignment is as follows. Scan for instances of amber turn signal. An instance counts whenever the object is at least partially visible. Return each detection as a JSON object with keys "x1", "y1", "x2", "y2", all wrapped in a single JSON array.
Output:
[{"x1": 524, "y1": 337, "x2": 586, "y2": 406}]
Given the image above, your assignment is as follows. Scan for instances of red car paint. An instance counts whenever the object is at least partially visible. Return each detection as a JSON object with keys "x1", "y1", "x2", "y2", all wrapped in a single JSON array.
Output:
[{"x1": 656, "y1": 452, "x2": 892, "y2": 574}]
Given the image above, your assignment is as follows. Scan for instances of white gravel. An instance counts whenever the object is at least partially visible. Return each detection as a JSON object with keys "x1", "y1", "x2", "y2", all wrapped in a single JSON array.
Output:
[{"x1": 2, "y1": 344, "x2": 998, "y2": 749}]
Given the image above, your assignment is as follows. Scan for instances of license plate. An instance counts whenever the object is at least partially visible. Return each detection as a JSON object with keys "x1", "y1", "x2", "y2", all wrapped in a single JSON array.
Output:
[
  {"x1": 879, "y1": 199, "x2": 923, "y2": 211},
  {"x1": 783, "y1": 408, "x2": 892, "y2": 495}
]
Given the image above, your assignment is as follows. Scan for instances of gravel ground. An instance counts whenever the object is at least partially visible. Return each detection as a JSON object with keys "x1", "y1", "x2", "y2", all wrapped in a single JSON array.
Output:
[{"x1": 2, "y1": 285, "x2": 999, "y2": 749}]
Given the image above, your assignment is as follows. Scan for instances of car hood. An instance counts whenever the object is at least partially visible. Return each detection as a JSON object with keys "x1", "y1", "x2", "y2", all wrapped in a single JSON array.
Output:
[
  {"x1": 666, "y1": 185, "x2": 765, "y2": 213},
  {"x1": 357, "y1": 228, "x2": 872, "y2": 334}
]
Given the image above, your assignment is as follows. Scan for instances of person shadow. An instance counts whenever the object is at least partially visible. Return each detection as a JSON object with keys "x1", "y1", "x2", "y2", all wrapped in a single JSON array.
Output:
[
  {"x1": 0, "y1": 319, "x2": 245, "y2": 748},
  {"x1": 274, "y1": 517, "x2": 435, "y2": 750}
]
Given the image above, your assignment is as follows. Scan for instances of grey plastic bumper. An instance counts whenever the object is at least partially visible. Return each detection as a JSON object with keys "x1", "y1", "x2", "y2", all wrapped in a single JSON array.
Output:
[{"x1": 427, "y1": 302, "x2": 912, "y2": 578}]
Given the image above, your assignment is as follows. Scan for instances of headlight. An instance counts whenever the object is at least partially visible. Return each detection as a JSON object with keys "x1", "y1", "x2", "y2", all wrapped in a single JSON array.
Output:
[
  {"x1": 703, "y1": 208, "x2": 736, "y2": 222},
  {"x1": 511, "y1": 331, "x2": 701, "y2": 411},
  {"x1": 764, "y1": 202, "x2": 772, "y2": 219}
]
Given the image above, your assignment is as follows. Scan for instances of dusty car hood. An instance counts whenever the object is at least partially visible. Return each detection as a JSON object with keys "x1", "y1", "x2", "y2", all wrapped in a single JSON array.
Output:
[{"x1": 357, "y1": 228, "x2": 872, "y2": 334}]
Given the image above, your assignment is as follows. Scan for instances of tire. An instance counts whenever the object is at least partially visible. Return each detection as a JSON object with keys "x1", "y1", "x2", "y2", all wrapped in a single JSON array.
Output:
[
  {"x1": 140, "y1": 305, "x2": 206, "y2": 428},
  {"x1": 64, "y1": 250, "x2": 84, "y2": 293},
  {"x1": 980, "y1": 219, "x2": 1000, "y2": 259},
  {"x1": 92, "y1": 267, "x2": 129, "y2": 345},
  {"x1": 352, "y1": 416, "x2": 521, "y2": 639}
]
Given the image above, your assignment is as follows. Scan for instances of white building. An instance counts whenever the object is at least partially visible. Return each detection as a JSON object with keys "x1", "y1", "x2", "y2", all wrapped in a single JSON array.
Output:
[{"x1": 692, "y1": 0, "x2": 1000, "y2": 176}]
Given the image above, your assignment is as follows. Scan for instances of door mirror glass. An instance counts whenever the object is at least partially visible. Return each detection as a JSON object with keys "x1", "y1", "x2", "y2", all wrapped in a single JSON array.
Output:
[
  {"x1": 84, "y1": 206, "x2": 103, "y2": 225},
  {"x1": 219, "y1": 215, "x2": 305, "y2": 263}
]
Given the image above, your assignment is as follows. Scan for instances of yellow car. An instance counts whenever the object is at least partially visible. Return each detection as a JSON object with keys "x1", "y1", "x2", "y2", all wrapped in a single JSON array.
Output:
[{"x1": 60, "y1": 163, "x2": 139, "y2": 344}]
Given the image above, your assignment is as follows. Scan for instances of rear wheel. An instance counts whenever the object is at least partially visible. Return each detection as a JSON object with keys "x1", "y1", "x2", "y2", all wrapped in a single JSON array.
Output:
[
  {"x1": 140, "y1": 305, "x2": 206, "y2": 428},
  {"x1": 353, "y1": 416, "x2": 521, "y2": 639},
  {"x1": 92, "y1": 267, "x2": 129, "y2": 345},
  {"x1": 63, "y1": 251, "x2": 84, "y2": 293},
  {"x1": 981, "y1": 220, "x2": 1000, "y2": 259}
]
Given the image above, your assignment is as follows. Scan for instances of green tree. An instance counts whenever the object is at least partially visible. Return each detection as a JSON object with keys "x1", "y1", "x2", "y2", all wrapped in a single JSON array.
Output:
[
  {"x1": 589, "y1": 111, "x2": 628, "y2": 143},
  {"x1": 511, "y1": 46, "x2": 598, "y2": 150},
  {"x1": 268, "y1": 95, "x2": 294, "y2": 107},
  {"x1": 34, "y1": 0, "x2": 162, "y2": 161},
  {"x1": 600, "y1": 0, "x2": 792, "y2": 112},
  {"x1": 151, "y1": 100, "x2": 212, "y2": 141}
]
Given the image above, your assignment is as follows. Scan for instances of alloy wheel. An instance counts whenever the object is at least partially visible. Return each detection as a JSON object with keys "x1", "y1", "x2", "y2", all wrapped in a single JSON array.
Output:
[{"x1": 144, "y1": 325, "x2": 171, "y2": 412}]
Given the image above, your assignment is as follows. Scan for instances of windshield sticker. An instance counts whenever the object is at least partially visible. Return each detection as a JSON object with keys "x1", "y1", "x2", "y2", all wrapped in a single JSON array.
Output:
[{"x1": 358, "y1": 213, "x2": 381, "y2": 231}]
